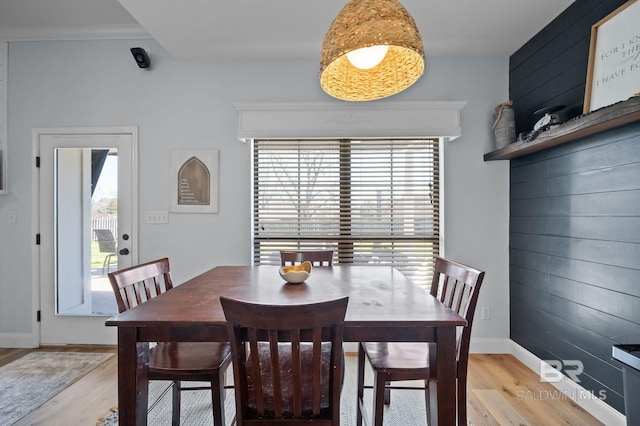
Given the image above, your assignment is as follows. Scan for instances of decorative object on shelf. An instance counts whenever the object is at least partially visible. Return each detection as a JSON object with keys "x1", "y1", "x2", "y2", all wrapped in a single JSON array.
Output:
[
  {"x1": 170, "y1": 149, "x2": 219, "y2": 213},
  {"x1": 484, "y1": 96, "x2": 640, "y2": 161},
  {"x1": 319, "y1": 0, "x2": 424, "y2": 102},
  {"x1": 492, "y1": 100, "x2": 516, "y2": 149},
  {"x1": 584, "y1": 0, "x2": 640, "y2": 113},
  {"x1": 519, "y1": 105, "x2": 565, "y2": 143}
]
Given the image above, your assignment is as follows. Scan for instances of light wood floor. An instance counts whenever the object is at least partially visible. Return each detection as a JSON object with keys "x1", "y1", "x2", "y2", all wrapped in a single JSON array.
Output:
[{"x1": 1, "y1": 347, "x2": 604, "y2": 425}]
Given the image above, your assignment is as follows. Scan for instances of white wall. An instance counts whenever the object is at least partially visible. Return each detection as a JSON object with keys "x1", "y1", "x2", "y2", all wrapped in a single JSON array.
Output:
[{"x1": 0, "y1": 39, "x2": 509, "y2": 345}]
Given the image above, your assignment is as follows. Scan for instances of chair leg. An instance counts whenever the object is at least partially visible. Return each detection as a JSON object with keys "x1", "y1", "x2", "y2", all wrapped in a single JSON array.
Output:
[
  {"x1": 424, "y1": 379, "x2": 431, "y2": 425},
  {"x1": 103, "y1": 253, "x2": 115, "y2": 274},
  {"x1": 356, "y1": 345, "x2": 366, "y2": 426},
  {"x1": 372, "y1": 372, "x2": 386, "y2": 426},
  {"x1": 384, "y1": 385, "x2": 391, "y2": 405},
  {"x1": 172, "y1": 381, "x2": 181, "y2": 426},
  {"x1": 457, "y1": 378, "x2": 467, "y2": 426},
  {"x1": 211, "y1": 373, "x2": 226, "y2": 426}
]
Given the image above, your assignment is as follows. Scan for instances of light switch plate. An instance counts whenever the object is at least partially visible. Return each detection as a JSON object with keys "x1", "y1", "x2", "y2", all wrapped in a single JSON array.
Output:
[
  {"x1": 146, "y1": 210, "x2": 169, "y2": 224},
  {"x1": 480, "y1": 306, "x2": 491, "y2": 320}
]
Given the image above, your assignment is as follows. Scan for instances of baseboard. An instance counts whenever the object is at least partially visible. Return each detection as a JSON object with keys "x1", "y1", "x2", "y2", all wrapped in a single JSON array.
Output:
[
  {"x1": 469, "y1": 337, "x2": 512, "y2": 354},
  {"x1": 0, "y1": 332, "x2": 38, "y2": 348},
  {"x1": 343, "y1": 342, "x2": 358, "y2": 353},
  {"x1": 2, "y1": 332, "x2": 619, "y2": 423},
  {"x1": 510, "y1": 340, "x2": 626, "y2": 426}
]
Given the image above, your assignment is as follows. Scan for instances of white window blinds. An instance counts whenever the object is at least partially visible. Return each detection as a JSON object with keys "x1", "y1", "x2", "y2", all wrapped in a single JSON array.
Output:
[{"x1": 252, "y1": 139, "x2": 440, "y2": 289}]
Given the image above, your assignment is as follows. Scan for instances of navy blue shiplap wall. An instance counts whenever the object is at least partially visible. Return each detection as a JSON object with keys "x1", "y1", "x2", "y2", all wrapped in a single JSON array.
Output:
[
  {"x1": 510, "y1": 122, "x2": 640, "y2": 413},
  {"x1": 509, "y1": 0, "x2": 638, "y2": 414}
]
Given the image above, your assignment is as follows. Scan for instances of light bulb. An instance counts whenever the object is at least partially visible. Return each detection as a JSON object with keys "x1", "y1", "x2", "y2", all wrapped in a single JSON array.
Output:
[{"x1": 346, "y1": 45, "x2": 389, "y2": 69}]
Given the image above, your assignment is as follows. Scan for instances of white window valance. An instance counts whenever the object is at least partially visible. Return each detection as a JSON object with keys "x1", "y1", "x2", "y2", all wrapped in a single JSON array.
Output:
[{"x1": 235, "y1": 101, "x2": 466, "y2": 142}]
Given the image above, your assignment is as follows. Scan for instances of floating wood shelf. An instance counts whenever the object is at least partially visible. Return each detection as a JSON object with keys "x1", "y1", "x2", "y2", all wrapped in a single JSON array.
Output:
[{"x1": 484, "y1": 96, "x2": 640, "y2": 161}]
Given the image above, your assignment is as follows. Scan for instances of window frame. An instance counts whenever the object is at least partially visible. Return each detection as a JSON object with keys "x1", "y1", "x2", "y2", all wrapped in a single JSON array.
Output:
[{"x1": 251, "y1": 138, "x2": 442, "y2": 289}]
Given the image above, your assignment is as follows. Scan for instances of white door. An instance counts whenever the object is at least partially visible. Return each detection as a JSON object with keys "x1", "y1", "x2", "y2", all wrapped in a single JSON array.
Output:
[{"x1": 36, "y1": 128, "x2": 138, "y2": 345}]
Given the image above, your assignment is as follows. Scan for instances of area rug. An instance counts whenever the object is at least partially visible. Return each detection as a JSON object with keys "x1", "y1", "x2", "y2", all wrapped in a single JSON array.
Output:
[
  {"x1": 0, "y1": 351, "x2": 113, "y2": 425},
  {"x1": 99, "y1": 355, "x2": 428, "y2": 425}
]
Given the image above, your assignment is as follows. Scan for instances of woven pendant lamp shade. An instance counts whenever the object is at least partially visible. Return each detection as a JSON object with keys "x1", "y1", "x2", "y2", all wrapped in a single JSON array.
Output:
[{"x1": 320, "y1": 0, "x2": 424, "y2": 102}]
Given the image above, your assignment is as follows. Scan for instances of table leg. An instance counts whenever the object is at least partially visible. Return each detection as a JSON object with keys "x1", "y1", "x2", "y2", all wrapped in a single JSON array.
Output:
[
  {"x1": 431, "y1": 326, "x2": 457, "y2": 425},
  {"x1": 117, "y1": 327, "x2": 149, "y2": 426}
]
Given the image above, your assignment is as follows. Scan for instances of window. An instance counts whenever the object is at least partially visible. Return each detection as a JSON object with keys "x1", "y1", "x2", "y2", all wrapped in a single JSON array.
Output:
[{"x1": 252, "y1": 138, "x2": 440, "y2": 289}]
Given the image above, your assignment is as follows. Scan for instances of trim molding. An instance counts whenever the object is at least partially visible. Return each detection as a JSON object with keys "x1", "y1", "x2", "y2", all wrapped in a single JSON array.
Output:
[
  {"x1": 469, "y1": 338, "x2": 625, "y2": 424},
  {"x1": 0, "y1": 41, "x2": 6, "y2": 194},
  {"x1": 0, "y1": 331, "x2": 627, "y2": 424},
  {"x1": 510, "y1": 340, "x2": 626, "y2": 426},
  {"x1": 235, "y1": 101, "x2": 467, "y2": 142},
  {"x1": 0, "y1": 25, "x2": 149, "y2": 41},
  {"x1": 0, "y1": 332, "x2": 37, "y2": 348},
  {"x1": 31, "y1": 126, "x2": 139, "y2": 346},
  {"x1": 469, "y1": 337, "x2": 512, "y2": 354}
]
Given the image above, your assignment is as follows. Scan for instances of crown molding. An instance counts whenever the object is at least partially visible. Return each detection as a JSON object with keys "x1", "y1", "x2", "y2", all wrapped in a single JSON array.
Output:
[{"x1": 0, "y1": 24, "x2": 149, "y2": 41}]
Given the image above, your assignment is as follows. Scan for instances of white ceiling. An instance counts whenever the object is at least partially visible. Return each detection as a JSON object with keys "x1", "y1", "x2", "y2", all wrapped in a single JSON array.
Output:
[{"x1": 0, "y1": 0, "x2": 575, "y2": 59}]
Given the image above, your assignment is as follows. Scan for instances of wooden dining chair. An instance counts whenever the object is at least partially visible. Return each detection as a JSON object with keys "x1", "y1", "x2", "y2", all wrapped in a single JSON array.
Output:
[
  {"x1": 221, "y1": 295, "x2": 349, "y2": 425},
  {"x1": 108, "y1": 258, "x2": 232, "y2": 426},
  {"x1": 280, "y1": 249, "x2": 334, "y2": 266},
  {"x1": 356, "y1": 257, "x2": 485, "y2": 426}
]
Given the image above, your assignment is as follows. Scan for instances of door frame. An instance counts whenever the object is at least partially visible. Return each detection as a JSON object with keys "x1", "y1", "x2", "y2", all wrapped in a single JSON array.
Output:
[{"x1": 31, "y1": 126, "x2": 138, "y2": 346}]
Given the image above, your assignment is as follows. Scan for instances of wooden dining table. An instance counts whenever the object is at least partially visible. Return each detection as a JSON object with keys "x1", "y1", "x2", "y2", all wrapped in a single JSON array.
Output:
[{"x1": 106, "y1": 265, "x2": 466, "y2": 425}]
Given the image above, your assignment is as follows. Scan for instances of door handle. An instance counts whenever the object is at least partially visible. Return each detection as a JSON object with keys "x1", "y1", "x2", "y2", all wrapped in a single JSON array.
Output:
[{"x1": 119, "y1": 248, "x2": 130, "y2": 255}]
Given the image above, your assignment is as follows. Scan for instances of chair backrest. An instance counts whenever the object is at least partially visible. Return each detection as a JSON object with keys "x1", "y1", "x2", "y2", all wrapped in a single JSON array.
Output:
[
  {"x1": 221, "y1": 296, "x2": 348, "y2": 425},
  {"x1": 94, "y1": 229, "x2": 117, "y2": 253},
  {"x1": 280, "y1": 249, "x2": 334, "y2": 266},
  {"x1": 430, "y1": 257, "x2": 485, "y2": 372},
  {"x1": 107, "y1": 257, "x2": 174, "y2": 313}
]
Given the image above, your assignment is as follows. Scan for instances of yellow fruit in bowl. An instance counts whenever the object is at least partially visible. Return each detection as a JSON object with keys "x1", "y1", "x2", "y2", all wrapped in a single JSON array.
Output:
[
  {"x1": 279, "y1": 261, "x2": 312, "y2": 284},
  {"x1": 282, "y1": 262, "x2": 312, "y2": 274},
  {"x1": 299, "y1": 261, "x2": 312, "y2": 273}
]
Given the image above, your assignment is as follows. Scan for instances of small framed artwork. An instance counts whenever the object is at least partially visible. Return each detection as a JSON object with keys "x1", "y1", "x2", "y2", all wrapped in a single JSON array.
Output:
[
  {"x1": 584, "y1": 0, "x2": 640, "y2": 113},
  {"x1": 171, "y1": 149, "x2": 219, "y2": 213}
]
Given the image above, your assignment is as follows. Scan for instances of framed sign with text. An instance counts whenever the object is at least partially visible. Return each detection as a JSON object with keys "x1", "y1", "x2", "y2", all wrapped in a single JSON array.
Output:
[
  {"x1": 170, "y1": 149, "x2": 219, "y2": 213},
  {"x1": 583, "y1": 0, "x2": 640, "y2": 113}
]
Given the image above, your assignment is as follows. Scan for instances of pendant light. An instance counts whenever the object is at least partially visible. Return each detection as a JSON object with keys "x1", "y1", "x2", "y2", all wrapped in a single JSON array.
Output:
[{"x1": 320, "y1": 0, "x2": 425, "y2": 102}]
